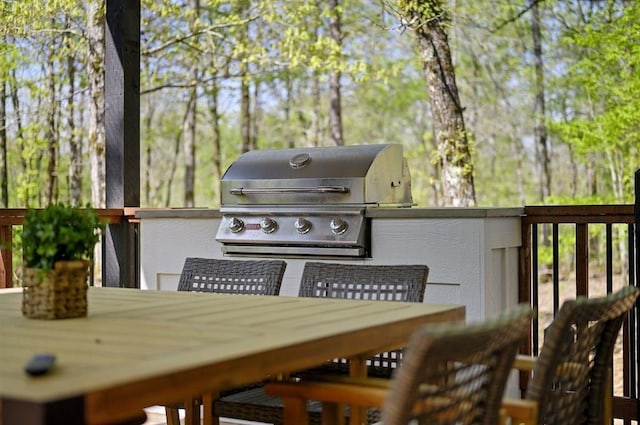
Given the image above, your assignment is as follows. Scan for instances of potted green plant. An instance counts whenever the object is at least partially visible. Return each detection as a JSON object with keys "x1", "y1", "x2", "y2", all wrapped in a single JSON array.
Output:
[{"x1": 21, "y1": 203, "x2": 105, "y2": 319}]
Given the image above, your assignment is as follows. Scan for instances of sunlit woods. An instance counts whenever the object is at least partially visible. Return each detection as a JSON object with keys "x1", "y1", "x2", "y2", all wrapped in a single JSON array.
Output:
[{"x1": 0, "y1": 0, "x2": 639, "y2": 209}]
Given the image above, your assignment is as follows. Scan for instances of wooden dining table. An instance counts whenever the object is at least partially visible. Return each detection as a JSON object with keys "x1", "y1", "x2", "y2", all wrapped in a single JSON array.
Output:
[{"x1": 0, "y1": 287, "x2": 464, "y2": 425}]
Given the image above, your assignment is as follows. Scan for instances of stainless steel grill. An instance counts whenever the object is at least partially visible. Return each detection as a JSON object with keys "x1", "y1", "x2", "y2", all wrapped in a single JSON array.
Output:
[{"x1": 215, "y1": 144, "x2": 413, "y2": 257}]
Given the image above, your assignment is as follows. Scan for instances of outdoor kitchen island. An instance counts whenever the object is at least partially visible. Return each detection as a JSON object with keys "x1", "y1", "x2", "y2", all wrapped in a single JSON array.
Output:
[{"x1": 137, "y1": 206, "x2": 523, "y2": 321}]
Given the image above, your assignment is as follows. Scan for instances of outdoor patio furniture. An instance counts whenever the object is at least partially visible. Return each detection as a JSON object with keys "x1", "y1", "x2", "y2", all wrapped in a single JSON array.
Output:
[
  {"x1": 501, "y1": 284, "x2": 640, "y2": 425},
  {"x1": 211, "y1": 261, "x2": 429, "y2": 425},
  {"x1": 175, "y1": 257, "x2": 287, "y2": 295},
  {"x1": 265, "y1": 303, "x2": 533, "y2": 425},
  {"x1": 0, "y1": 287, "x2": 463, "y2": 425},
  {"x1": 165, "y1": 257, "x2": 287, "y2": 425}
]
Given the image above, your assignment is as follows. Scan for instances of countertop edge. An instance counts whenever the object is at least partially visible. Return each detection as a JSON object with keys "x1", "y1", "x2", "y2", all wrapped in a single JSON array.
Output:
[
  {"x1": 366, "y1": 207, "x2": 524, "y2": 218},
  {"x1": 136, "y1": 209, "x2": 222, "y2": 219},
  {"x1": 135, "y1": 207, "x2": 524, "y2": 219}
]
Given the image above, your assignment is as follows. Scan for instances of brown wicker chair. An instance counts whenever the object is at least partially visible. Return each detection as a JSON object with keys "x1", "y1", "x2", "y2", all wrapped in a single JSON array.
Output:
[
  {"x1": 502, "y1": 284, "x2": 640, "y2": 425},
  {"x1": 211, "y1": 261, "x2": 429, "y2": 425},
  {"x1": 164, "y1": 257, "x2": 287, "y2": 425},
  {"x1": 265, "y1": 304, "x2": 533, "y2": 425}
]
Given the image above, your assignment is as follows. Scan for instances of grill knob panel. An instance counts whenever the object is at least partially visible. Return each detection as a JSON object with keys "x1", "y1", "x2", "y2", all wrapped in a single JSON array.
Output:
[
  {"x1": 228, "y1": 217, "x2": 245, "y2": 233},
  {"x1": 330, "y1": 218, "x2": 348, "y2": 235},
  {"x1": 260, "y1": 217, "x2": 278, "y2": 234},
  {"x1": 294, "y1": 217, "x2": 312, "y2": 234}
]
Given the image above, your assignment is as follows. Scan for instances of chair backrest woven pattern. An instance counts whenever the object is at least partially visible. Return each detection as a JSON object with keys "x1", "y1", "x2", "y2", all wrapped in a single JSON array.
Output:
[
  {"x1": 383, "y1": 304, "x2": 533, "y2": 425},
  {"x1": 526, "y1": 285, "x2": 640, "y2": 425},
  {"x1": 299, "y1": 262, "x2": 427, "y2": 302},
  {"x1": 177, "y1": 258, "x2": 286, "y2": 296},
  {"x1": 298, "y1": 262, "x2": 429, "y2": 378}
]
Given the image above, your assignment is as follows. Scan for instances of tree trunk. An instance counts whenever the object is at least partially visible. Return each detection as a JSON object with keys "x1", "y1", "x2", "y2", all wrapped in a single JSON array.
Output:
[
  {"x1": 240, "y1": 74, "x2": 251, "y2": 153},
  {"x1": 250, "y1": 81, "x2": 259, "y2": 151},
  {"x1": 86, "y1": 0, "x2": 106, "y2": 208},
  {"x1": 143, "y1": 99, "x2": 156, "y2": 206},
  {"x1": 532, "y1": 0, "x2": 550, "y2": 203},
  {"x1": 208, "y1": 84, "x2": 222, "y2": 187},
  {"x1": 284, "y1": 71, "x2": 295, "y2": 149},
  {"x1": 561, "y1": 97, "x2": 578, "y2": 198},
  {"x1": 67, "y1": 31, "x2": 82, "y2": 206},
  {"x1": 165, "y1": 129, "x2": 182, "y2": 207},
  {"x1": 238, "y1": 1, "x2": 251, "y2": 153},
  {"x1": 183, "y1": 87, "x2": 197, "y2": 207},
  {"x1": 311, "y1": 1, "x2": 322, "y2": 147},
  {"x1": 400, "y1": 0, "x2": 476, "y2": 206},
  {"x1": 9, "y1": 70, "x2": 26, "y2": 173},
  {"x1": 34, "y1": 88, "x2": 45, "y2": 207},
  {"x1": 328, "y1": 0, "x2": 344, "y2": 146},
  {"x1": 183, "y1": 0, "x2": 200, "y2": 208},
  {"x1": 311, "y1": 74, "x2": 321, "y2": 147},
  {"x1": 511, "y1": 130, "x2": 526, "y2": 206},
  {"x1": 9, "y1": 72, "x2": 31, "y2": 204},
  {"x1": 45, "y1": 29, "x2": 58, "y2": 205},
  {"x1": 429, "y1": 124, "x2": 441, "y2": 205}
]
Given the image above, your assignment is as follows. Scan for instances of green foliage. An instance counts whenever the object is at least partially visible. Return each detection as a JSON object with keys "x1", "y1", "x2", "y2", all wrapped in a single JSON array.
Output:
[
  {"x1": 22, "y1": 204, "x2": 105, "y2": 272},
  {"x1": 546, "y1": 2, "x2": 640, "y2": 203},
  {"x1": 3, "y1": 1, "x2": 640, "y2": 209},
  {"x1": 544, "y1": 194, "x2": 606, "y2": 206},
  {"x1": 535, "y1": 227, "x2": 575, "y2": 275}
]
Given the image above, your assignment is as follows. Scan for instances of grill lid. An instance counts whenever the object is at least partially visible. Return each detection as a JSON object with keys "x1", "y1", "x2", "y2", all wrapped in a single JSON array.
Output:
[{"x1": 220, "y1": 144, "x2": 413, "y2": 207}]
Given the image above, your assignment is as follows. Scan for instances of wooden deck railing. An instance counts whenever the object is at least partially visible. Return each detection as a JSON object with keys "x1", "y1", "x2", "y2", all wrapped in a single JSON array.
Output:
[
  {"x1": 0, "y1": 208, "x2": 135, "y2": 288},
  {"x1": 520, "y1": 204, "x2": 639, "y2": 422}
]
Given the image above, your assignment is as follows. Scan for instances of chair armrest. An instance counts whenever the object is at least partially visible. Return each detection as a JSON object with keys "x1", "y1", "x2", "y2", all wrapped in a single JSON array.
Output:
[
  {"x1": 503, "y1": 353, "x2": 537, "y2": 425},
  {"x1": 265, "y1": 379, "x2": 389, "y2": 408},
  {"x1": 267, "y1": 378, "x2": 476, "y2": 422},
  {"x1": 292, "y1": 373, "x2": 391, "y2": 388},
  {"x1": 513, "y1": 354, "x2": 536, "y2": 372},
  {"x1": 501, "y1": 397, "x2": 538, "y2": 425}
]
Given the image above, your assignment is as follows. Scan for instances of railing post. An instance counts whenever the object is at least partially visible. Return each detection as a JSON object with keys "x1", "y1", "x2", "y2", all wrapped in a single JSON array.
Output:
[
  {"x1": 636, "y1": 168, "x2": 639, "y2": 288},
  {"x1": 576, "y1": 223, "x2": 589, "y2": 297},
  {"x1": 635, "y1": 168, "x2": 640, "y2": 419},
  {"x1": 0, "y1": 225, "x2": 11, "y2": 288}
]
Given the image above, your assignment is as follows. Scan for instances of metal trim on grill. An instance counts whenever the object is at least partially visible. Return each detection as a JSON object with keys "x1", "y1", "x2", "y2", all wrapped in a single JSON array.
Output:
[
  {"x1": 229, "y1": 186, "x2": 350, "y2": 196},
  {"x1": 221, "y1": 245, "x2": 366, "y2": 257}
]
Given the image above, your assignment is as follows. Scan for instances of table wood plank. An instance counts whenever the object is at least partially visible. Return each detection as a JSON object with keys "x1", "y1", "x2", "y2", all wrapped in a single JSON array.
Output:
[{"x1": 0, "y1": 287, "x2": 464, "y2": 425}]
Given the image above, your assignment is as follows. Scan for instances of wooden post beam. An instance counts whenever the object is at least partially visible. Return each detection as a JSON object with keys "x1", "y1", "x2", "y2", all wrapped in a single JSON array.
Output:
[{"x1": 104, "y1": 0, "x2": 140, "y2": 288}]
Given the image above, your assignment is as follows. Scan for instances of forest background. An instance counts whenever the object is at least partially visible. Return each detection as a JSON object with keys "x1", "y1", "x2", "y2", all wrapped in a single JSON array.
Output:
[{"x1": 0, "y1": 0, "x2": 639, "y2": 211}]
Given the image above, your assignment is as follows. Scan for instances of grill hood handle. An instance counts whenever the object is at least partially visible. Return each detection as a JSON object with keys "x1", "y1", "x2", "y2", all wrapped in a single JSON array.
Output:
[{"x1": 230, "y1": 186, "x2": 350, "y2": 195}]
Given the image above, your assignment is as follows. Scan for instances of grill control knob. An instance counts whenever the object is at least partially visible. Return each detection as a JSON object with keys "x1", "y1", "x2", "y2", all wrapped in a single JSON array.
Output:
[
  {"x1": 294, "y1": 217, "x2": 312, "y2": 234},
  {"x1": 330, "y1": 218, "x2": 348, "y2": 235},
  {"x1": 260, "y1": 217, "x2": 278, "y2": 234},
  {"x1": 228, "y1": 217, "x2": 244, "y2": 233}
]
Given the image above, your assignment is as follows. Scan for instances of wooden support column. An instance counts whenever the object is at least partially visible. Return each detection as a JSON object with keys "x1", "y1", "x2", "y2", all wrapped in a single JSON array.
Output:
[{"x1": 104, "y1": 0, "x2": 140, "y2": 288}]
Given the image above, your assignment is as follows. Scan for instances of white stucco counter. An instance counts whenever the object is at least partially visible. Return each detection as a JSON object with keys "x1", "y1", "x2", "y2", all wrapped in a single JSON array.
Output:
[{"x1": 136, "y1": 207, "x2": 524, "y2": 322}]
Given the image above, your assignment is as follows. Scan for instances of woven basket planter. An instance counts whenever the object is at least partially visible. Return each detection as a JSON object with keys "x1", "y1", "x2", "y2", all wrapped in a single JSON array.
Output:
[{"x1": 22, "y1": 260, "x2": 91, "y2": 320}]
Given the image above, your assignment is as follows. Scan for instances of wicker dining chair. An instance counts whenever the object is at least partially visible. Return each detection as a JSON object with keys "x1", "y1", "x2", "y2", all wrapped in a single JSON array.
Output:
[
  {"x1": 266, "y1": 304, "x2": 533, "y2": 425},
  {"x1": 211, "y1": 261, "x2": 429, "y2": 425},
  {"x1": 502, "y1": 284, "x2": 640, "y2": 425},
  {"x1": 164, "y1": 257, "x2": 287, "y2": 425},
  {"x1": 176, "y1": 257, "x2": 287, "y2": 295}
]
